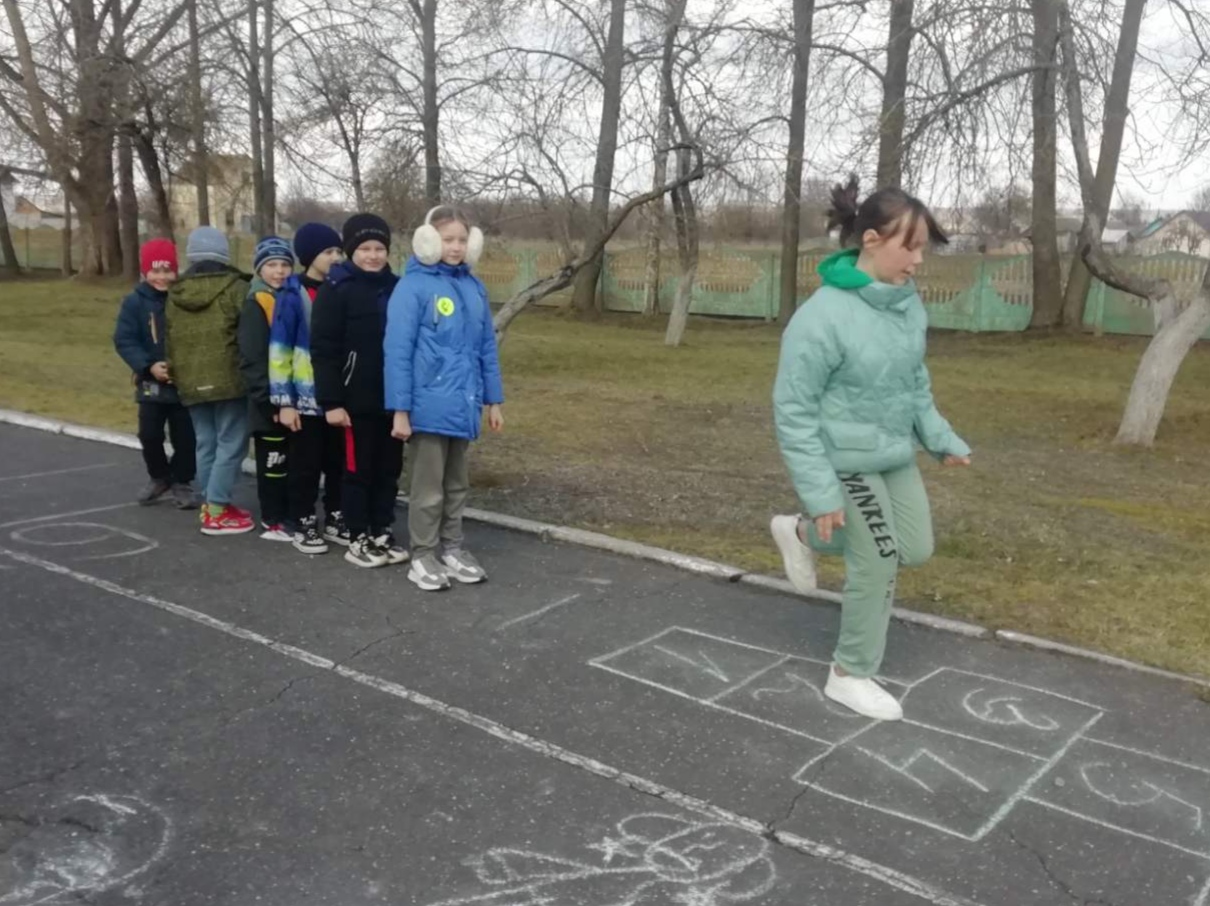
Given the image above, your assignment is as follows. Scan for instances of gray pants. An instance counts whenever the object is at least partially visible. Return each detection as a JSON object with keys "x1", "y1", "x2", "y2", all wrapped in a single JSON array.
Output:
[{"x1": 406, "y1": 433, "x2": 470, "y2": 557}]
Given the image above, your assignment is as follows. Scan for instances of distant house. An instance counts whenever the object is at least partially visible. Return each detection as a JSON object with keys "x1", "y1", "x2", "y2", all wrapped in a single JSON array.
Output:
[
  {"x1": 169, "y1": 154, "x2": 257, "y2": 234},
  {"x1": 8, "y1": 192, "x2": 79, "y2": 231},
  {"x1": 1126, "y1": 211, "x2": 1210, "y2": 257}
]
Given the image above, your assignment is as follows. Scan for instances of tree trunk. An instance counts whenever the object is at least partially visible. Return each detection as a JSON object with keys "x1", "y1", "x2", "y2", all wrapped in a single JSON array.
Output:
[
  {"x1": 643, "y1": 0, "x2": 681, "y2": 317},
  {"x1": 1028, "y1": 0, "x2": 1062, "y2": 329},
  {"x1": 777, "y1": 0, "x2": 815, "y2": 324},
  {"x1": 571, "y1": 0, "x2": 627, "y2": 315},
  {"x1": 134, "y1": 121, "x2": 175, "y2": 240},
  {"x1": 1059, "y1": 0, "x2": 1145, "y2": 330},
  {"x1": 876, "y1": 0, "x2": 914, "y2": 188},
  {"x1": 61, "y1": 198, "x2": 72, "y2": 276},
  {"x1": 249, "y1": 0, "x2": 265, "y2": 236},
  {"x1": 118, "y1": 130, "x2": 141, "y2": 280},
  {"x1": 0, "y1": 191, "x2": 19, "y2": 274},
  {"x1": 1114, "y1": 293, "x2": 1210, "y2": 444},
  {"x1": 261, "y1": 0, "x2": 276, "y2": 233},
  {"x1": 188, "y1": 0, "x2": 210, "y2": 226},
  {"x1": 665, "y1": 143, "x2": 699, "y2": 347},
  {"x1": 420, "y1": 0, "x2": 441, "y2": 209}
]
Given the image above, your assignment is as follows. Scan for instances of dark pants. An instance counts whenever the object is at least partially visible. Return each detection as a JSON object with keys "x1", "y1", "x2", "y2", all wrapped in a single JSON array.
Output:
[
  {"x1": 343, "y1": 413, "x2": 403, "y2": 539},
  {"x1": 253, "y1": 430, "x2": 290, "y2": 526},
  {"x1": 137, "y1": 401, "x2": 195, "y2": 484},
  {"x1": 288, "y1": 416, "x2": 345, "y2": 523}
]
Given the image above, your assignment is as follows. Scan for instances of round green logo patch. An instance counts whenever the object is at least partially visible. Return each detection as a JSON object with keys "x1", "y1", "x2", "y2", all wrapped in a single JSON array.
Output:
[{"x1": 437, "y1": 297, "x2": 456, "y2": 317}]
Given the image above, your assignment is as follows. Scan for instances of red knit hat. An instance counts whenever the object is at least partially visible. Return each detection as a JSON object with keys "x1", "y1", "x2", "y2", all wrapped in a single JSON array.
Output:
[{"x1": 140, "y1": 238, "x2": 178, "y2": 277}]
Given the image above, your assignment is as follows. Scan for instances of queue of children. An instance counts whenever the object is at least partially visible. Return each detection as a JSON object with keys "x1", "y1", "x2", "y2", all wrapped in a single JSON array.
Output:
[{"x1": 113, "y1": 207, "x2": 505, "y2": 592}]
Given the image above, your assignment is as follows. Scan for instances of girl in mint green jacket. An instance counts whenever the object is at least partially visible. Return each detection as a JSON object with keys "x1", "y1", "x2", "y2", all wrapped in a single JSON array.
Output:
[{"x1": 771, "y1": 177, "x2": 971, "y2": 722}]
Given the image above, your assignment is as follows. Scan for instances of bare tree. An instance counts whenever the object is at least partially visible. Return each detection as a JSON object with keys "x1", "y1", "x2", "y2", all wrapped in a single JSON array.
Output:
[
  {"x1": 778, "y1": 0, "x2": 815, "y2": 325},
  {"x1": 1059, "y1": 0, "x2": 1146, "y2": 330},
  {"x1": 188, "y1": 0, "x2": 211, "y2": 226},
  {"x1": 1193, "y1": 184, "x2": 1210, "y2": 214},
  {"x1": 0, "y1": 182, "x2": 18, "y2": 274},
  {"x1": 571, "y1": 0, "x2": 628, "y2": 315},
  {"x1": 876, "y1": 0, "x2": 914, "y2": 188},
  {"x1": 262, "y1": 0, "x2": 276, "y2": 231},
  {"x1": 1060, "y1": 0, "x2": 1210, "y2": 446},
  {"x1": 1029, "y1": 0, "x2": 1062, "y2": 329}
]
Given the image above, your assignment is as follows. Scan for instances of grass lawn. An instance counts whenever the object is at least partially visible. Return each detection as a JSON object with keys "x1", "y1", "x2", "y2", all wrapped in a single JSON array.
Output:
[{"x1": 3, "y1": 276, "x2": 1209, "y2": 679}]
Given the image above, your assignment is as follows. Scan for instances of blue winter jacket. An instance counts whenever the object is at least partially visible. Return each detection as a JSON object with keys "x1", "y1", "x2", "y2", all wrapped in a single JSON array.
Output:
[
  {"x1": 113, "y1": 281, "x2": 180, "y2": 404},
  {"x1": 384, "y1": 257, "x2": 504, "y2": 440}
]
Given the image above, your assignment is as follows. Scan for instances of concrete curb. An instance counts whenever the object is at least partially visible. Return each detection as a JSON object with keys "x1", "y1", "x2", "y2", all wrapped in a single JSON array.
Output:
[
  {"x1": 995, "y1": 630, "x2": 1210, "y2": 690},
  {"x1": 3, "y1": 407, "x2": 1206, "y2": 689}
]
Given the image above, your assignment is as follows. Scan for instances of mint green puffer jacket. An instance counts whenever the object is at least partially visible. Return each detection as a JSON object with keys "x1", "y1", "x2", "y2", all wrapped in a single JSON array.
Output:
[{"x1": 773, "y1": 250, "x2": 970, "y2": 516}]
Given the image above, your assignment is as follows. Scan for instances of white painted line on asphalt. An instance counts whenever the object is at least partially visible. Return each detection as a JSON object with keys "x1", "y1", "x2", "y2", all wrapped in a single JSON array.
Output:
[
  {"x1": 0, "y1": 545, "x2": 987, "y2": 906},
  {"x1": 496, "y1": 593, "x2": 583, "y2": 630},
  {"x1": 0, "y1": 502, "x2": 139, "y2": 530},
  {"x1": 0, "y1": 463, "x2": 119, "y2": 484}
]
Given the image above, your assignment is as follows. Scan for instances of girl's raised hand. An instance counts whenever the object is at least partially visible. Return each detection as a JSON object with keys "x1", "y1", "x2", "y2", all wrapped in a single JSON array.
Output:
[
  {"x1": 487, "y1": 404, "x2": 504, "y2": 433},
  {"x1": 813, "y1": 509, "x2": 845, "y2": 544}
]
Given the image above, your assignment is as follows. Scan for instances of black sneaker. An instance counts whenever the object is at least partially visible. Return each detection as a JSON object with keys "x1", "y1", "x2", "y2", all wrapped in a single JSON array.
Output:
[
  {"x1": 371, "y1": 532, "x2": 410, "y2": 566},
  {"x1": 171, "y1": 483, "x2": 202, "y2": 510},
  {"x1": 324, "y1": 511, "x2": 351, "y2": 547},
  {"x1": 137, "y1": 478, "x2": 172, "y2": 506},
  {"x1": 345, "y1": 533, "x2": 388, "y2": 568},
  {"x1": 293, "y1": 516, "x2": 330, "y2": 555}
]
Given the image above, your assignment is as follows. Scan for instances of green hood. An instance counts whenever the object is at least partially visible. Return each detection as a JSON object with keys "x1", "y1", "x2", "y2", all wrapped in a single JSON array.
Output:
[
  {"x1": 171, "y1": 271, "x2": 245, "y2": 314},
  {"x1": 816, "y1": 249, "x2": 916, "y2": 312}
]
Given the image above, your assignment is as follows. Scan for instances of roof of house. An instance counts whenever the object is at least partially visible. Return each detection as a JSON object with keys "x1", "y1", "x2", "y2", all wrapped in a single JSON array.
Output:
[{"x1": 1131, "y1": 210, "x2": 1210, "y2": 241}]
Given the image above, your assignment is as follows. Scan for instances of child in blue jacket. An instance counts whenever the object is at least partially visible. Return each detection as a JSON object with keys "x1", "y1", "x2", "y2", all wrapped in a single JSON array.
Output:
[
  {"x1": 384, "y1": 206, "x2": 504, "y2": 591},
  {"x1": 113, "y1": 239, "x2": 197, "y2": 508}
]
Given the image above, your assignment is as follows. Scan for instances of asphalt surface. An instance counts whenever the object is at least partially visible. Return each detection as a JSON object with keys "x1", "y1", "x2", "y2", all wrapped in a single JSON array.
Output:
[{"x1": 1, "y1": 422, "x2": 1208, "y2": 906}]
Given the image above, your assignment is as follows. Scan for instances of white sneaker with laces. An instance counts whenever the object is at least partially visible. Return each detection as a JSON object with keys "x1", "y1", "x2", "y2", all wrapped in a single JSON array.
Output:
[
  {"x1": 259, "y1": 523, "x2": 293, "y2": 543},
  {"x1": 824, "y1": 668, "x2": 903, "y2": 721},
  {"x1": 441, "y1": 549, "x2": 487, "y2": 584},
  {"x1": 770, "y1": 515, "x2": 817, "y2": 594},
  {"x1": 408, "y1": 554, "x2": 452, "y2": 591}
]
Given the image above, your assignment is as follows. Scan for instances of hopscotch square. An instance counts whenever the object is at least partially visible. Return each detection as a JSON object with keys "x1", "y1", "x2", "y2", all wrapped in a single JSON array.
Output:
[
  {"x1": 1028, "y1": 739, "x2": 1210, "y2": 858},
  {"x1": 714, "y1": 657, "x2": 902, "y2": 744},
  {"x1": 902, "y1": 668, "x2": 1104, "y2": 757},
  {"x1": 796, "y1": 721, "x2": 1045, "y2": 839},
  {"x1": 590, "y1": 628, "x2": 785, "y2": 702}
]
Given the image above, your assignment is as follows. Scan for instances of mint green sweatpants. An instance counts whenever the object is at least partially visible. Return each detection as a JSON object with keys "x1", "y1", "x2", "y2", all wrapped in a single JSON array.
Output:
[{"x1": 806, "y1": 463, "x2": 934, "y2": 678}]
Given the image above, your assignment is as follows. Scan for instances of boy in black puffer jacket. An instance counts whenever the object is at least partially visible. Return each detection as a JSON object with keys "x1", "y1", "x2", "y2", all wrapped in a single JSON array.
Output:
[{"x1": 311, "y1": 214, "x2": 407, "y2": 569}]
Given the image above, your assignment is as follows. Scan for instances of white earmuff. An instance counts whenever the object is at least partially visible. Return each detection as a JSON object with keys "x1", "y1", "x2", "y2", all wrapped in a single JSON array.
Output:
[{"x1": 411, "y1": 206, "x2": 484, "y2": 267}]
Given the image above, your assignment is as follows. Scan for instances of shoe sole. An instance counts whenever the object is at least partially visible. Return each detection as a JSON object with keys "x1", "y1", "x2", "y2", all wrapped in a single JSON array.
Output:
[
  {"x1": 260, "y1": 533, "x2": 294, "y2": 542},
  {"x1": 384, "y1": 554, "x2": 411, "y2": 566},
  {"x1": 771, "y1": 516, "x2": 818, "y2": 594},
  {"x1": 444, "y1": 570, "x2": 485, "y2": 584},
  {"x1": 293, "y1": 542, "x2": 330, "y2": 555},
  {"x1": 200, "y1": 525, "x2": 255, "y2": 536},
  {"x1": 344, "y1": 551, "x2": 388, "y2": 568},
  {"x1": 324, "y1": 534, "x2": 352, "y2": 547}
]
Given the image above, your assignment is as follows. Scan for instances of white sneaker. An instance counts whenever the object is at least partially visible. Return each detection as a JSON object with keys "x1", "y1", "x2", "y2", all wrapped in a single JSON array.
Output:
[
  {"x1": 441, "y1": 549, "x2": 487, "y2": 584},
  {"x1": 770, "y1": 515, "x2": 817, "y2": 594},
  {"x1": 824, "y1": 668, "x2": 903, "y2": 721},
  {"x1": 408, "y1": 554, "x2": 452, "y2": 591},
  {"x1": 259, "y1": 522, "x2": 293, "y2": 543}
]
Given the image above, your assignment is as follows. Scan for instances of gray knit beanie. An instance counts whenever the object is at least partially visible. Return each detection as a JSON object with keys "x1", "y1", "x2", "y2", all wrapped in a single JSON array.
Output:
[{"x1": 186, "y1": 226, "x2": 231, "y2": 264}]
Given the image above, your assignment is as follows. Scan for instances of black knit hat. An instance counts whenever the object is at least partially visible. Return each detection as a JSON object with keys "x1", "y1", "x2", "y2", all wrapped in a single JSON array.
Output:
[{"x1": 342, "y1": 213, "x2": 391, "y2": 257}]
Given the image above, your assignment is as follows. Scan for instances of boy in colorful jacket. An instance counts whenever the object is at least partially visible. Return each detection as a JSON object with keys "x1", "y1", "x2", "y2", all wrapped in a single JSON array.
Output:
[
  {"x1": 385, "y1": 206, "x2": 504, "y2": 591},
  {"x1": 113, "y1": 238, "x2": 197, "y2": 509},
  {"x1": 238, "y1": 236, "x2": 294, "y2": 542},
  {"x1": 267, "y1": 223, "x2": 348, "y2": 555},
  {"x1": 166, "y1": 227, "x2": 254, "y2": 536}
]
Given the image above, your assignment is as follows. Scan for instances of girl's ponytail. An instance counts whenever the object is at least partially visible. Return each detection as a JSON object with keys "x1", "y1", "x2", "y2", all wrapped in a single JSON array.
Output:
[{"x1": 827, "y1": 175, "x2": 861, "y2": 246}]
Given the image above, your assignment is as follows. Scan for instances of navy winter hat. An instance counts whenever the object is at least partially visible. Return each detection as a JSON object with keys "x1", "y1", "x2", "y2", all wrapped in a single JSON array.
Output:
[
  {"x1": 253, "y1": 235, "x2": 293, "y2": 273},
  {"x1": 293, "y1": 222, "x2": 342, "y2": 269},
  {"x1": 342, "y1": 213, "x2": 391, "y2": 257},
  {"x1": 185, "y1": 226, "x2": 230, "y2": 264}
]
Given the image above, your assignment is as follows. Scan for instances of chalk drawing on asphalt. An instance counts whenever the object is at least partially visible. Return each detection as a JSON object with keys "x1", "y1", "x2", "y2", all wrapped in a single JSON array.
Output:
[
  {"x1": 426, "y1": 813, "x2": 776, "y2": 906},
  {"x1": 9, "y1": 522, "x2": 158, "y2": 560},
  {"x1": 0, "y1": 793, "x2": 171, "y2": 906}
]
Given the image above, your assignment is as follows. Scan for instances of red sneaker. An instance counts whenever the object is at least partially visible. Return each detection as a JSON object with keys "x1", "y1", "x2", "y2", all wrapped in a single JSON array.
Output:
[
  {"x1": 200, "y1": 505, "x2": 255, "y2": 536},
  {"x1": 228, "y1": 504, "x2": 254, "y2": 520}
]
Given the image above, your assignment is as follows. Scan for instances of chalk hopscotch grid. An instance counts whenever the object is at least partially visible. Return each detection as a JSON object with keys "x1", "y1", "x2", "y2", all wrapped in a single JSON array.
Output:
[
  {"x1": 0, "y1": 546, "x2": 992, "y2": 906},
  {"x1": 591, "y1": 624, "x2": 1210, "y2": 876}
]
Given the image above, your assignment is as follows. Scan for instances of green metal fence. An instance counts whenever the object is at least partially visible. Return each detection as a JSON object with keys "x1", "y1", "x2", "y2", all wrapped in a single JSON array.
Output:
[{"x1": 6, "y1": 227, "x2": 1206, "y2": 339}]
